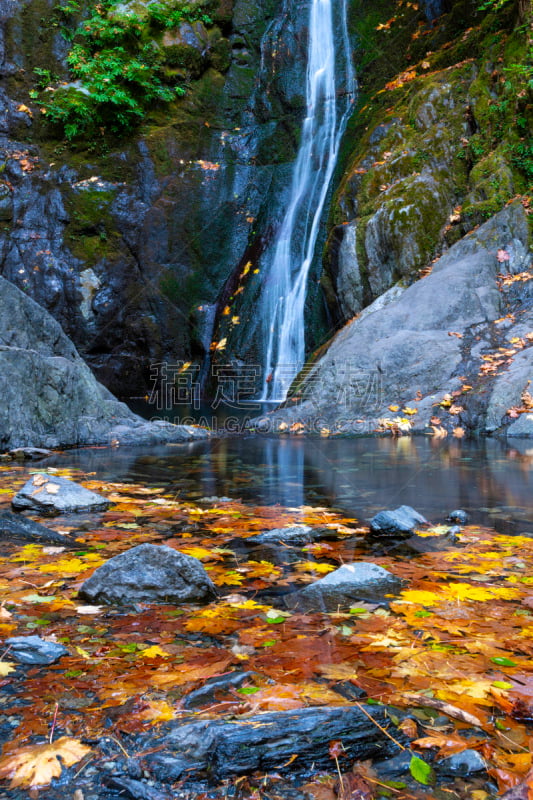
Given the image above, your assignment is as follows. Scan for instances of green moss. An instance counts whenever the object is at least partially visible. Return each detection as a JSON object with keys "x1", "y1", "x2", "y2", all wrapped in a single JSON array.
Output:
[{"x1": 64, "y1": 187, "x2": 122, "y2": 266}]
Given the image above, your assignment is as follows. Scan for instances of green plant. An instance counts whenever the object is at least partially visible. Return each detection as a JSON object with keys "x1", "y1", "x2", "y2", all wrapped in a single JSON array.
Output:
[{"x1": 38, "y1": 0, "x2": 213, "y2": 140}]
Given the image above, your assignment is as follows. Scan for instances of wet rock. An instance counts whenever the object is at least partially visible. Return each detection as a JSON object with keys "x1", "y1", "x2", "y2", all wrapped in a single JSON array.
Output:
[
  {"x1": 0, "y1": 511, "x2": 74, "y2": 545},
  {"x1": 8, "y1": 448, "x2": 53, "y2": 461},
  {"x1": 6, "y1": 635, "x2": 68, "y2": 665},
  {"x1": 370, "y1": 506, "x2": 428, "y2": 536},
  {"x1": 182, "y1": 671, "x2": 257, "y2": 709},
  {"x1": 79, "y1": 543, "x2": 216, "y2": 606},
  {"x1": 375, "y1": 751, "x2": 414, "y2": 777},
  {"x1": 249, "y1": 525, "x2": 333, "y2": 545},
  {"x1": 105, "y1": 776, "x2": 171, "y2": 800},
  {"x1": 144, "y1": 705, "x2": 406, "y2": 781},
  {"x1": 438, "y1": 749, "x2": 487, "y2": 777},
  {"x1": 12, "y1": 474, "x2": 109, "y2": 516},
  {"x1": 448, "y1": 509, "x2": 468, "y2": 525},
  {"x1": 285, "y1": 563, "x2": 403, "y2": 612}
]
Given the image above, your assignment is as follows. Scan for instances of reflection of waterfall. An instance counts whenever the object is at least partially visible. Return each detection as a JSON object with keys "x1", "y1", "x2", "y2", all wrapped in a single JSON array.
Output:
[
  {"x1": 263, "y1": 438, "x2": 305, "y2": 508},
  {"x1": 261, "y1": 0, "x2": 356, "y2": 401}
]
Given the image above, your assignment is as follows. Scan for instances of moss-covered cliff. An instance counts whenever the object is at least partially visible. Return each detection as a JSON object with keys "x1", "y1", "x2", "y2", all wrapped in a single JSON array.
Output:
[{"x1": 324, "y1": 0, "x2": 532, "y2": 325}]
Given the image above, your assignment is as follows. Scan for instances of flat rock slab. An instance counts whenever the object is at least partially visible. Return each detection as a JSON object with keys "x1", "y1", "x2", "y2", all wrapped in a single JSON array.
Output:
[
  {"x1": 11, "y1": 473, "x2": 110, "y2": 515},
  {"x1": 145, "y1": 705, "x2": 406, "y2": 782},
  {"x1": 370, "y1": 505, "x2": 428, "y2": 536},
  {"x1": 8, "y1": 448, "x2": 53, "y2": 461},
  {"x1": 6, "y1": 635, "x2": 68, "y2": 665},
  {"x1": 79, "y1": 543, "x2": 216, "y2": 606},
  {"x1": 247, "y1": 525, "x2": 335, "y2": 545},
  {"x1": 285, "y1": 562, "x2": 403, "y2": 612},
  {"x1": 0, "y1": 511, "x2": 74, "y2": 545}
]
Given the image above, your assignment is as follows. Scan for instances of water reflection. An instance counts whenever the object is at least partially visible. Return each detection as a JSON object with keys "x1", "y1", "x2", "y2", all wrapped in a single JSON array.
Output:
[{"x1": 48, "y1": 436, "x2": 533, "y2": 532}]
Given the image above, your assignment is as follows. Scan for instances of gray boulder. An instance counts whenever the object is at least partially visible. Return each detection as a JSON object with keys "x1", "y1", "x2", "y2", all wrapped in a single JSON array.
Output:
[
  {"x1": 286, "y1": 562, "x2": 403, "y2": 612},
  {"x1": 79, "y1": 543, "x2": 216, "y2": 606},
  {"x1": 12, "y1": 474, "x2": 109, "y2": 515},
  {"x1": 256, "y1": 203, "x2": 530, "y2": 436},
  {"x1": 6, "y1": 635, "x2": 68, "y2": 665},
  {"x1": 0, "y1": 276, "x2": 208, "y2": 451},
  {"x1": 370, "y1": 505, "x2": 428, "y2": 536}
]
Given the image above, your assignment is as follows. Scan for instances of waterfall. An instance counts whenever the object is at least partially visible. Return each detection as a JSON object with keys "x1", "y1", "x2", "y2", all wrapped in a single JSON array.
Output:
[{"x1": 260, "y1": 0, "x2": 356, "y2": 401}]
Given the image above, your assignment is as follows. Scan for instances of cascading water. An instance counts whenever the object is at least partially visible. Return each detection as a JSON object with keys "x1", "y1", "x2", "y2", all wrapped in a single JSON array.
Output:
[{"x1": 260, "y1": 0, "x2": 356, "y2": 401}]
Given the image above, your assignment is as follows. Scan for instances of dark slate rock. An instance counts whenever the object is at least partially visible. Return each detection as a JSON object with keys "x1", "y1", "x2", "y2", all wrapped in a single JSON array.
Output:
[
  {"x1": 144, "y1": 706, "x2": 406, "y2": 781},
  {"x1": 447, "y1": 509, "x2": 469, "y2": 525},
  {"x1": 79, "y1": 543, "x2": 216, "y2": 606},
  {"x1": 12, "y1": 474, "x2": 109, "y2": 515},
  {"x1": 182, "y1": 671, "x2": 257, "y2": 709},
  {"x1": 6, "y1": 635, "x2": 68, "y2": 665},
  {"x1": 285, "y1": 562, "x2": 403, "y2": 612},
  {"x1": 438, "y1": 749, "x2": 487, "y2": 777},
  {"x1": 370, "y1": 505, "x2": 428, "y2": 536},
  {"x1": 0, "y1": 511, "x2": 74, "y2": 545}
]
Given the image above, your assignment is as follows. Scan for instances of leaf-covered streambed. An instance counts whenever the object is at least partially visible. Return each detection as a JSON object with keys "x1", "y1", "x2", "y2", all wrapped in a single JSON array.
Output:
[{"x1": 1, "y1": 459, "x2": 533, "y2": 800}]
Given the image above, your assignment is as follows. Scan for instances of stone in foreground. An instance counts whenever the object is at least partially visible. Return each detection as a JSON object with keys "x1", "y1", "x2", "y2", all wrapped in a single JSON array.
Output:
[
  {"x1": 285, "y1": 562, "x2": 402, "y2": 612},
  {"x1": 370, "y1": 505, "x2": 428, "y2": 536},
  {"x1": 79, "y1": 543, "x2": 216, "y2": 606},
  {"x1": 6, "y1": 635, "x2": 68, "y2": 665},
  {"x1": 447, "y1": 509, "x2": 468, "y2": 525},
  {"x1": 0, "y1": 511, "x2": 74, "y2": 545},
  {"x1": 12, "y1": 474, "x2": 109, "y2": 515}
]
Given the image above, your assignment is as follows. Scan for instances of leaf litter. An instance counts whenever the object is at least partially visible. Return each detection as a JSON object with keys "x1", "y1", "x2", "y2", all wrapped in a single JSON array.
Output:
[{"x1": 0, "y1": 464, "x2": 533, "y2": 797}]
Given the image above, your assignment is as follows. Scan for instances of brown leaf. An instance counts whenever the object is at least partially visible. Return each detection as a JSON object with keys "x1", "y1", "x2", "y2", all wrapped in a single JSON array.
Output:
[{"x1": 0, "y1": 738, "x2": 91, "y2": 788}]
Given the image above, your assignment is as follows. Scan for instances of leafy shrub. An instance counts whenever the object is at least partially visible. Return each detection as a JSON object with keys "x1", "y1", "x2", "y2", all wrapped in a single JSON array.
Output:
[{"x1": 38, "y1": 0, "x2": 214, "y2": 140}]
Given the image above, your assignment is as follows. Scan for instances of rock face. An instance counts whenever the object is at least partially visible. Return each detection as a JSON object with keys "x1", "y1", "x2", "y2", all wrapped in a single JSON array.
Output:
[
  {"x1": 79, "y1": 544, "x2": 216, "y2": 606},
  {"x1": 6, "y1": 635, "x2": 68, "y2": 665},
  {"x1": 0, "y1": 275, "x2": 208, "y2": 450},
  {"x1": 12, "y1": 474, "x2": 110, "y2": 515},
  {"x1": 259, "y1": 203, "x2": 532, "y2": 436},
  {"x1": 286, "y1": 563, "x2": 403, "y2": 611},
  {"x1": 370, "y1": 506, "x2": 428, "y2": 536}
]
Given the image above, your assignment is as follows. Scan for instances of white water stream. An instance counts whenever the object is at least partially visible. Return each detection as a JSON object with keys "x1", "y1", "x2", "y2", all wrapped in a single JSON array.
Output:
[{"x1": 261, "y1": 0, "x2": 356, "y2": 401}]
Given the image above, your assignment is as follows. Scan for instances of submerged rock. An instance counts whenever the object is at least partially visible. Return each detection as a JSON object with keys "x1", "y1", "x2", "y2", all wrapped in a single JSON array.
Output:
[
  {"x1": 6, "y1": 635, "x2": 68, "y2": 665},
  {"x1": 0, "y1": 511, "x2": 74, "y2": 544},
  {"x1": 285, "y1": 562, "x2": 403, "y2": 612},
  {"x1": 79, "y1": 543, "x2": 216, "y2": 606},
  {"x1": 370, "y1": 505, "x2": 428, "y2": 536},
  {"x1": 12, "y1": 474, "x2": 110, "y2": 516},
  {"x1": 248, "y1": 525, "x2": 334, "y2": 545}
]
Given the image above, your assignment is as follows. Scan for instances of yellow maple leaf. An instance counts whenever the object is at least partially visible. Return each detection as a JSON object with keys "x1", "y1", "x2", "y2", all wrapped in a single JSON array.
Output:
[
  {"x1": 402, "y1": 407, "x2": 418, "y2": 415},
  {"x1": 388, "y1": 404, "x2": 400, "y2": 412},
  {"x1": 0, "y1": 661, "x2": 15, "y2": 676},
  {"x1": 295, "y1": 561, "x2": 336, "y2": 574},
  {"x1": 179, "y1": 546, "x2": 220, "y2": 561},
  {"x1": 140, "y1": 645, "x2": 169, "y2": 659},
  {"x1": 0, "y1": 737, "x2": 91, "y2": 788},
  {"x1": 400, "y1": 589, "x2": 441, "y2": 606},
  {"x1": 444, "y1": 582, "x2": 520, "y2": 602},
  {"x1": 136, "y1": 699, "x2": 174, "y2": 722}
]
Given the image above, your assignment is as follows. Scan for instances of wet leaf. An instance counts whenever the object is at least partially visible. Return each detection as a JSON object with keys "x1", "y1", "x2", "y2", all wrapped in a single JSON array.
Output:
[{"x1": 0, "y1": 737, "x2": 91, "y2": 788}]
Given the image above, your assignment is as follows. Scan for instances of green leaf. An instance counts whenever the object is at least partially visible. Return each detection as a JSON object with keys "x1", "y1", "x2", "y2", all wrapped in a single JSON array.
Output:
[
  {"x1": 349, "y1": 607, "x2": 369, "y2": 615},
  {"x1": 414, "y1": 610, "x2": 432, "y2": 618},
  {"x1": 491, "y1": 657, "x2": 517, "y2": 666},
  {"x1": 492, "y1": 681, "x2": 513, "y2": 689},
  {"x1": 261, "y1": 640, "x2": 277, "y2": 647},
  {"x1": 495, "y1": 719, "x2": 509, "y2": 730},
  {"x1": 409, "y1": 755, "x2": 435, "y2": 785},
  {"x1": 237, "y1": 686, "x2": 260, "y2": 695}
]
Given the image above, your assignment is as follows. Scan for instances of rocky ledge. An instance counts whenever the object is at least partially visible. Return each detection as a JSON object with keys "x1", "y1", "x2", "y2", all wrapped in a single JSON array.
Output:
[
  {"x1": 255, "y1": 202, "x2": 533, "y2": 438},
  {"x1": 0, "y1": 276, "x2": 208, "y2": 450}
]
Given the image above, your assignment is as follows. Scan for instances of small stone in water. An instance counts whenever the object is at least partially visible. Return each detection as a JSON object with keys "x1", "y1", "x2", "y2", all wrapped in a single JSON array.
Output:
[{"x1": 447, "y1": 509, "x2": 468, "y2": 524}]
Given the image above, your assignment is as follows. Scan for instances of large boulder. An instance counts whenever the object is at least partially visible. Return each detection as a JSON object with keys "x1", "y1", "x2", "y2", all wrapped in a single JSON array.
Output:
[
  {"x1": 11, "y1": 474, "x2": 109, "y2": 515},
  {"x1": 256, "y1": 203, "x2": 531, "y2": 436},
  {"x1": 285, "y1": 562, "x2": 403, "y2": 612},
  {"x1": 370, "y1": 506, "x2": 428, "y2": 536},
  {"x1": 0, "y1": 276, "x2": 208, "y2": 450},
  {"x1": 79, "y1": 543, "x2": 216, "y2": 606}
]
